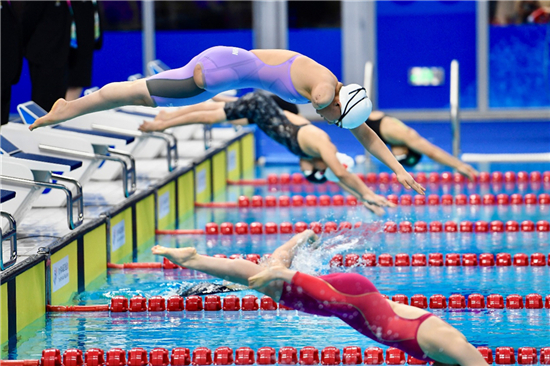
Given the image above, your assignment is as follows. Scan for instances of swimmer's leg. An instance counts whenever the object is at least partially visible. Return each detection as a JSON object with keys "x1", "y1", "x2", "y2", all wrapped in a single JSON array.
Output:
[
  {"x1": 152, "y1": 246, "x2": 284, "y2": 300},
  {"x1": 140, "y1": 102, "x2": 227, "y2": 132},
  {"x1": 29, "y1": 79, "x2": 154, "y2": 130},
  {"x1": 155, "y1": 101, "x2": 223, "y2": 122},
  {"x1": 416, "y1": 318, "x2": 487, "y2": 366}
]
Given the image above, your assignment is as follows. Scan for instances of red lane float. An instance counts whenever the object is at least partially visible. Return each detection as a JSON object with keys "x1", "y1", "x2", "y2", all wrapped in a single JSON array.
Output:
[
  {"x1": 46, "y1": 305, "x2": 110, "y2": 312},
  {"x1": 45, "y1": 292, "x2": 550, "y2": 315},
  {"x1": 332, "y1": 252, "x2": 549, "y2": 268},
  {"x1": 228, "y1": 171, "x2": 550, "y2": 186},
  {"x1": 155, "y1": 220, "x2": 550, "y2": 236},
  {"x1": 12, "y1": 346, "x2": 550, "y2": 366},
  {"x1": 197, "y1": 192, "x2": 549, "y2": 209}
]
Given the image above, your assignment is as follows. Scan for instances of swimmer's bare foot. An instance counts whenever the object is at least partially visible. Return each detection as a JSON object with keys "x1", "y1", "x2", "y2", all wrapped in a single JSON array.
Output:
[
  {"x1": 248, "y1": 265, "x2": 294, "y2": 289},
  {"x1": 139, "y1": 120, "x2": 163, "y2": 132},
  {"x1": 154, "y1": 109, "x2": 171, "y2": 121},
  {"x1": 151, "y1": 245, "x2": 197, "y2": 266},
  {"x1": 29, "y1": 98, "x2": 70, "y2": 131}
]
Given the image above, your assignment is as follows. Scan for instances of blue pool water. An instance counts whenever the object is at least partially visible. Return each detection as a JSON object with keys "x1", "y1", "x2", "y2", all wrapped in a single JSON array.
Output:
[{"x1": 5, "y1": 163, "x2": 550, "y2": 360}]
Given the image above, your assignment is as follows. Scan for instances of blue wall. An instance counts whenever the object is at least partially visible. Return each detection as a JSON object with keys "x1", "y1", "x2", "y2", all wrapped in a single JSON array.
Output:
[
  {"x1": 489, "y1": 25, "x2": 550, "y2": 108},
  {"x1": 376, "y1": 1, "x2": 478, "y2": 110},
  {"x1": 289, "y1": 28, "x2": 342, "y2": 81}
]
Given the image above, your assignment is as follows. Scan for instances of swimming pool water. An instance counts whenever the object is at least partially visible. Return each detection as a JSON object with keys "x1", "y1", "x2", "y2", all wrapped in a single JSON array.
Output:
[{"x1": 4, "y1": 163, "x2": 550, "y2": 360}]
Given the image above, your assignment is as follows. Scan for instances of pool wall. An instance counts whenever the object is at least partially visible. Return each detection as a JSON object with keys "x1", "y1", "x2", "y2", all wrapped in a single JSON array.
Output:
[{"x1": 0, "y1": 130, "x2": 256, "y2": 350}]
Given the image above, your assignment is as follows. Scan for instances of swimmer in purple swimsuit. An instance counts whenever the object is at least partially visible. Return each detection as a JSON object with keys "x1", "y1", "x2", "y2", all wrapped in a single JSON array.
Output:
[
  {"x1": 28, "y1": 46, "x2": 424, "y2": 195},
  {"x1": 152, "y1": 231, "x2": 487, "y2": 366}
]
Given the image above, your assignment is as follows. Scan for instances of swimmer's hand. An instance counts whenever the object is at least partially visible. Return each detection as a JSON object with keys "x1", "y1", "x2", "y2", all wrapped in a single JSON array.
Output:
[
  {"x1": 361, "y1": 193, "x2": 396, "y2": 216},
  {"x1": 139, "y1": 120, "x2": 164, "y2": 132},
  {"x1": 363, "y1": 202, "x2": 386, "y2": 216},
  {"x1": 28, "y1": 98, "x2": 69, "y2": 131},
  {"x1": 457, "y1": 163, "x2": 479, "y2": 181},
  {"x1": 396, "y1": 171, "x2": 426, "y2": 195},
  {"x1": 362, "y1": 192, "x2": 396, "y2": 207},
  {"x1": 302, "y1": 229, "x2": 318, "y2": 244}
]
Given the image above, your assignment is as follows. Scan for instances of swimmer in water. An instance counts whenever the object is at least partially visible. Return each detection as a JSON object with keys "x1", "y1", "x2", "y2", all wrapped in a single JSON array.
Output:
[
  {"x1": 152, "y1": 231, "x2": 487, "y2": 366},
  {"x1": 27, "y1": 46, "x2": 424, "y2": 195},
  {"x1": 139, "y1": 90, "x2": 395, "y2": 215},
  {"x1": 365, "y1": 112, "x2": 478, "y2": 180}
]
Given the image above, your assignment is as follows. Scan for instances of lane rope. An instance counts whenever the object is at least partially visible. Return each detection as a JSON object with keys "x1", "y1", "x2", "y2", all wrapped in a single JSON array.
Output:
[
  {"x1": 155, "y1": 220, "x2": 550, "y2": 235},
  {"x1": 227, "y1": 171, "x2": 550, "y2": 186},
  {"x1": 45, "y1": 292, "x2": 550, "y2": 313},
  {"x1": 194, "y1": 193, "x2": 550, "y2": 208},
  {"x1": 5, "y1": 345, "x2": 550, "y2": 366},
  {"x1": 109, "y1": 252, "x2": 550, "y2": 270}
]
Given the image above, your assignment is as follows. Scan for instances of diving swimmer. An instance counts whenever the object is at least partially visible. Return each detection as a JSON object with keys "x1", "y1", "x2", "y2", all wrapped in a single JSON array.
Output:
[
  {"x1": 365, "y1": 112, "x2": 478, "y2": 180},
  {"x1": 27, "y1": 45, "x2": 424, "y2": 195},
  {"x1": 139, "y1": 90, "x2": 395, "y2": 215},
  {"x1": 152, "y1": 231, "x2": 487, "y2": 366}
]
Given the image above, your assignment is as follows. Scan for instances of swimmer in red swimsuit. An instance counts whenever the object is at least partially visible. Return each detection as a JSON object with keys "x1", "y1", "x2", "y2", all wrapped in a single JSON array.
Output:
[{"x1": 153, "y1": 232, "x2": 487, "y2": 366}]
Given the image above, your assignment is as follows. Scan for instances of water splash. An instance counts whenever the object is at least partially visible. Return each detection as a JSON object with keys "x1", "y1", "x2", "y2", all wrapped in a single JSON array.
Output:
[{"x1": 291, "y1": 222, "x2": 384, "y2": 276}]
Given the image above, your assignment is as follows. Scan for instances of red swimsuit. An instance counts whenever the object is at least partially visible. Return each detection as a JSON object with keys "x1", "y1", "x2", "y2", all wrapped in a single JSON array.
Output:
[{"x1": 279, "y1": 272, "x2": 434, "y2": 362}]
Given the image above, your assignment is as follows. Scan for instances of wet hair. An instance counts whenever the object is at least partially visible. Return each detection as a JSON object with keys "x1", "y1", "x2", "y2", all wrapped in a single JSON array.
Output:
[
  {"x1": 303, "y1": 169, "x2": 327, "y2": 184},
  {"x1": 269, "y1": 94, "x2": 300, "y2": 115},
  {"x1": 395, "y1": 148, "x2": 422, "y2": 167}
]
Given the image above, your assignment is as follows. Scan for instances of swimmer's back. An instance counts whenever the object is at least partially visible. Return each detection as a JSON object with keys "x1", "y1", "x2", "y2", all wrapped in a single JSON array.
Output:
[
  {"x1": 250, "y1": 49, "x2": 301, "y2": 65},
  {"x1": 251, "y1": 49, "x2": 337, "y2": 98}
]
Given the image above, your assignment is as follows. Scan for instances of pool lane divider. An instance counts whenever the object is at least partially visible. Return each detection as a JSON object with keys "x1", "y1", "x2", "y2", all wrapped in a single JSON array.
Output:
[
  {"x1": 227, "y1": 170, "x2": 550, "y2": 186},
  {"x1": 5, "y1": 345, "x2": 550, "y2": 366},
  {"x1": 109, "y1": 252, "x2": 550, "y2": 270},
  {"x1": 155, "y1": 219, "x2": 550, "y2": 236},
  {"x1": 44, "y1": 292, "x2": 550, "y2": 314},
  {"x1": 195, "y1": 193, "x2": 550, "y2": 208}
]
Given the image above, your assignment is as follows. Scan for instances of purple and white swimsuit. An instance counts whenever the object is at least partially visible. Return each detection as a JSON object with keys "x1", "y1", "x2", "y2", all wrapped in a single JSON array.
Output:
[{"x1": 146, "y1": 46, "x2": 310, "y2": 107}]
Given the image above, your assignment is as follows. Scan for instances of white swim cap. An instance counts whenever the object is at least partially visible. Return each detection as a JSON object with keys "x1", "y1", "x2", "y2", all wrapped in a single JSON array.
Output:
[
  {"x1": 337, "y1": 84, "x2": 373, "y2": 130},
  {"x1": 325, "y1": 153, "x2": 355, "y2": 182}
]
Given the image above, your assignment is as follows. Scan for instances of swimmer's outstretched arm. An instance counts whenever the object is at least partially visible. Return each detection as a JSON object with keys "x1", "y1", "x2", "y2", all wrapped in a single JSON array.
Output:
[
  {"x1": 268, "y1": 230, "x2": 318, "y2": 268},
  {"x1": 29, "y1": 79, "x2": 155, "y2": 130},
  {"x1": 317, "y1": 141, "x2": 394, "y2": 208},
  {"x1": 386, "y1": 123, "x2": 478, "y2": 180},
  {"x1": 350, "y1": 124, "x2": 426, "y2": 195},
  {"x1": 299, "y1": 128, "x2": 395, "y2": 210},
  {"x1": 336, "y1": 182, "x2": 389, "y2": 216}
]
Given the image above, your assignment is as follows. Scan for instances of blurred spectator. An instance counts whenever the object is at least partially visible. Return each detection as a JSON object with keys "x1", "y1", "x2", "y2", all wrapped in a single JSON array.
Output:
[
  {"x1": 17, "y1": 1, "x2": 71, "y2": 111},
  {"x1": 515, "y1": 1, "x2": 542, "y2": 23},
  {"x1": 66, "y1": 1, "x2": 103, "y2": 101},
  {"x1": 99, "y1": 1, "x2": 141, "y2": 31},
  {"x1": 526, "y1": 1, "x2": 550, "y2": 23},
  {"x1": 1, "y1": 1, "x2": 23, "y2": 125},
  {"x1": 491, "y1": 0, "x2": 550, "y2": 24}
]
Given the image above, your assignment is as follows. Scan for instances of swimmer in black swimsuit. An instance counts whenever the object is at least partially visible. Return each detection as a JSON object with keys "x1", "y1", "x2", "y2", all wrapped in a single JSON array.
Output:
[
  {"x1": 140, "y1": 91, "x2": 395, "y2": 216},
  {"x1": 365, "y1": 111, "x2": 478, "y2": 180}
]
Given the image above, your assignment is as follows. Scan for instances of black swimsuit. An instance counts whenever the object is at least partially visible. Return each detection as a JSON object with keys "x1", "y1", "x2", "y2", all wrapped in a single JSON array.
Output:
[
  {"x1": 365, "y1": 114, "x2": 422, "y2": 167},
  {"x1": 365, "y1": 114, "x2": 389, "y2": 144},
  {"x1": 224, "y1": 91, "x2": 311, "y2": 158}
]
